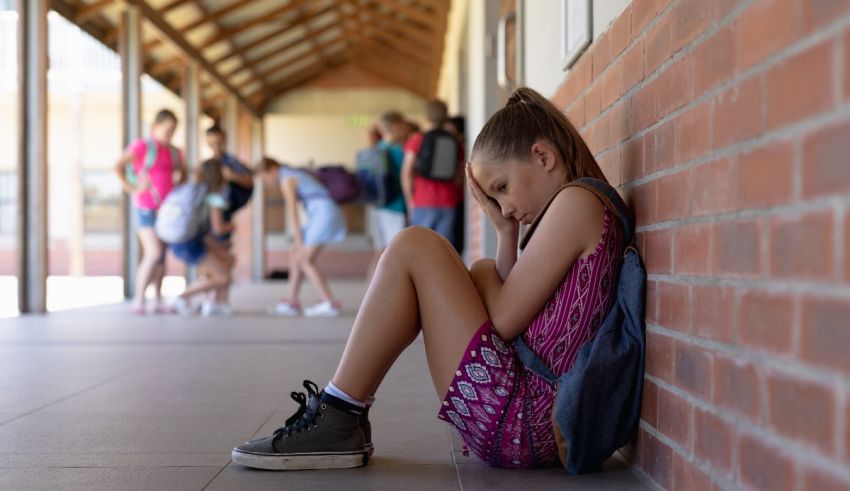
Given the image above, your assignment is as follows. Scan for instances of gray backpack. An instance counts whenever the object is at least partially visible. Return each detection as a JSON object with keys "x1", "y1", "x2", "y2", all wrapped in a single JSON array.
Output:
[{"x1": 154, "y1": 183, "x2": 208, "y2": 244}]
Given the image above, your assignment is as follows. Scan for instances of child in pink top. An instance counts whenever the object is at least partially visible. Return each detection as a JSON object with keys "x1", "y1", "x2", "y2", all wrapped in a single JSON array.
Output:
[{"x1": 113, "y1": 109, "x2": 187, "y2": 315}]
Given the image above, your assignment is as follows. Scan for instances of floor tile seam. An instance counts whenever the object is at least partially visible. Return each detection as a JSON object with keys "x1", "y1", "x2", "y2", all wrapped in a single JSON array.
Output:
[{"x1": 0, "y1": 349, "x2": 180, "y2": 428}]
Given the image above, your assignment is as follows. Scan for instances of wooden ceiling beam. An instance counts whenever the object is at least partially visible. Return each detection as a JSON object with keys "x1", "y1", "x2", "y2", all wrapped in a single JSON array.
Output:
[
  {"x1": 125, "y1": 0, "x2": 260, "y2": 116},
  {"x1": 201, "y1": 1, "x2": 306, "y2": 47},
  {"x1": 188, "y1": 0, "x2": 272, "y2": 94},
  {"x1": 74, "y1": 0, "x2": 115, "y2": 24},
  {"x1": 217, "y1": 18, "x2": 338, "y2": 72},
  {"x1": 239, "y1": 36, "x2": 346, "y2": 89},
  {"x1": 258, "y1": 51, "x2": 351, "y2": 110}
]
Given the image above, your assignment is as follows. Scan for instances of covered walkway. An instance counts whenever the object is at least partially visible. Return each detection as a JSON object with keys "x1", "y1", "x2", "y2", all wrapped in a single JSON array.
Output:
[{"x1": 0, "y1": 282, "x2": 647, "y2": 490}]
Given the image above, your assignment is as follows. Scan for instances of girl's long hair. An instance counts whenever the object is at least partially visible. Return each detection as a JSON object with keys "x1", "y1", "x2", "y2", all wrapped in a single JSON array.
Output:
[
  {"x1": 197, "y1": 158, "x2": 225, "y2": 192},
  {"x1": 471, "y1": 87, "x2": 606, "y2": 183}
]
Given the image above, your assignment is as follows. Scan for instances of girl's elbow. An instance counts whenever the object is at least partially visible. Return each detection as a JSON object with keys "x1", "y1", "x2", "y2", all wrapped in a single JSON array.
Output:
[{"x1": 490, "y1": 316, "x2": 523, "y2": 342}]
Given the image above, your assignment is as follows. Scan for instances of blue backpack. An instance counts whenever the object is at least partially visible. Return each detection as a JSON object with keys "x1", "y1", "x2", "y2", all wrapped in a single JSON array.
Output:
[
  {"x1": 355, "y1": 145, "x2": 401, "y2": 206},
  {"x1": 515, "y1": 177, "x2": 646, "y2": 474}
]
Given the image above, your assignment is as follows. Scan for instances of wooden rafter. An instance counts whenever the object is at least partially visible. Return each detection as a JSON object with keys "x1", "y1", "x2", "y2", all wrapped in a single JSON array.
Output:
[
  {"x1": 239, "y1": 36, "x2": 346, "y2": 89},
  {"x1": 187, "y1": 0, "x2": 270, "y2": 93},
  {"x1": 74, "y1": 0, "x2": 114, "y2": 24},
  {"x1": 125, "y1": 0, "x2": 259, "y2": 115}
]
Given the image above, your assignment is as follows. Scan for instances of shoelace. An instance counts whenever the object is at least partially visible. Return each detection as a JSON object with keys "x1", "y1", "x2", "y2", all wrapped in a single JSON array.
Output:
[{"x1": 273, "y1": 380, "x2": 322, "y2": 440}]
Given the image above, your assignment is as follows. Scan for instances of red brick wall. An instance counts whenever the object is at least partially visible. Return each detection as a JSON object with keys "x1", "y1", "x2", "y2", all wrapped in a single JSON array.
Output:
[{"x1": 551, "y1": 0, "x2": 850, "y2": 489}]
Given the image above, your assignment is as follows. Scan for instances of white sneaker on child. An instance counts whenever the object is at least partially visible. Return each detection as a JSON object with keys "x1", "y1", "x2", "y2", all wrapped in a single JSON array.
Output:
[
  {"x1": 268, "y1": 302, "x2": 301, "y2": 317},
  {"x1": 202, "y1": 301, "x2": 234, "y2": 317},
  {"x1": 303, "y1": 301, "x2": 339, "y2": 318},
  {"x1": 172, "y1": 296, "x2": 193, "y2": 317}
]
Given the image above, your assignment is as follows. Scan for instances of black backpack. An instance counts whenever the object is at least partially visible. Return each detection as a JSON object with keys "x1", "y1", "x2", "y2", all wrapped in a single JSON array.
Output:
[{"x1": 416, "y1": 129, "x2": 459, "y2": 181}]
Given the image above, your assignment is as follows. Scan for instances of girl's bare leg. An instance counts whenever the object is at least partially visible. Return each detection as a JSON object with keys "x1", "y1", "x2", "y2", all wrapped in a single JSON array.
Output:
[
  {"x1": 133, "y1": 228, "x2": 165, "y2": 309},
  {"x1": 299, "y1": 245, "x2": 337, "y2": 303},
  {"x1": 331, "y1": 227, "x2": 489, "y2": 401},
  {"x1": 180, "y1": 246, "x2": 231, "y2": 299},
  {"x1": 286, "y1": 247, "x2": 305, "y2": 304}
]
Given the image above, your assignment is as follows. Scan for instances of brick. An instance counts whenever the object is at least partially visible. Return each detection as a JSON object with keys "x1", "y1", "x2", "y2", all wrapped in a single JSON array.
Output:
[
  {"x1": 739, "y1": 434, "x2": 796, "y2": 491},
  {"x1": 801, "y1": 297, "x2": 850, "y2": 373},
  {"x1": 805, "y1": 468, "x2": 850, "y2": 491},
  {"x1": 770, "y1": 210, "x2": 834, "y2": 281},
  {"x1": 647, "y1": 331, "x2": 675, "y2": 383},
  {"x1": 553, "y1": 52, "x2": 592, "y2": 108},
  {"x1": 676, "y1": 341, "x2": 712, "y2": 399},
  {"x1": 846, "y1": 212, "x2": 850, "y2": 283},
  {"x1": 846, "y1": 31, "x2": 850, "y2": 102},
  {"x1": 689, "y1": 158, "x2": 735, "y2": 217},
  {"x1": 714, "y1": 75, "x2": 763, "y2": 149},
  {"x1": 658, "y1": 281, "x2": 689, "y2": 332},
  {"x1": 597, "y1": 147, "x2": 621, "y2": 186},
  {"x1": 847, "y1": 402, "x2": 850, "y2": 466},
  {"x1": 657, "y1": 55, "x2": 695, "y2": 119},
  {"x1": 646, "y1": 12, "x2": 674, "y2": 74},
  {"x1": 738, "y1": 291, "x2": 794, "y2": 355},
  {"x1": 714, "y1": 355, "x2": 760, "y2": 420},
  {"x1": 803, "y1": 120, "x2": 850, "y2": 199},
  {"x1": 645, "y1": 120, "x2": 675, "y2": 172},
  {"x1": 642, "y1": 378, "x2": 659, "y2": 427},
  {"x1": 610, "y1": 100, "x2": 632, "y2": 144},
  {"x1": 714, "y1": 0, "x2": 740, "y2": 20},
  {"x1": 712, "y1": 219, "x2": 762, "y2": 276},
  {"x1": 691, "y1": 285, "x2": 735, "y2": 343},
  {"x1": 632, "y1": 77, "x2": 659, "y2": 132},
  {"x1": 593, "y1": 31, "x2": 611, "y2": 80},
  {"x1": 694, "y1": 408, "x2": 734, "y2": 476},
  {"x1": 673, "y1": 0, "x2": 712, "y2": 52},
  {"x1": 737, "y1": 0, "x2": 799, "y2": 70},
  {"x1": 674, "y1": 100, "x2": 713, "y2": 165},
  {"x1": 601, "y1": 62, "x2": 624, "y2": 109},
  {"x1": 621, "y1": 135, "x2": 644, "y2": 183},
  {"x1": 622, "y1": 37, "x2": 645, "y2": 91},
  {"x1": 674, "y1": 223, "x2": 711, "y2": 275},
  {"x1": 609, "y1": 5, "x2": 633, "y2": 59},
  {"x1": 565, "y1": 95, "x2": 585, "y2": 128},
  {"x1": 657, "y1": 170, "x2": 690, "y2": 221},
  {"x1": 674, "y1": 454, "x2": 711, "y2": 491},
  {"x1": 642, "y1": 429, "x2": 674, "y2": 489},
  {"x1": 766, "y1": 40, "x2": 835, "y2": 131},
  {"x1": 590, "y1": 112, "x2": 613, "y2": 153},
  {"x1": 629, "y1": 179, "x2": 657, "y2": 225},
  {"x1": 643, "y1": 224, "x2": 672, "y2": 274},
  {"x1": 768, "y1": 373, "x2": 836, "y2": 453},
  {"x1": 646, "y1": 280, "x2": 659, "y2": 324},
  {"x1": 801, "y1": 0, "x2": 850, "y2": 33},
  {"x1": 658, "y1": 388, "x2": 693, "y2": 449},
  {"x1": 695, "y1": 22, "x2": 737, "y2": 96},
  {"x1": 584, "y1": 82, "x2": 604, "y2": 122},
  {"x1": 632, "y1": 0, "x2": 674, "y2": 36},
  {"x1": 737, "y1": 140, "x2": 794, "y2": 209}
]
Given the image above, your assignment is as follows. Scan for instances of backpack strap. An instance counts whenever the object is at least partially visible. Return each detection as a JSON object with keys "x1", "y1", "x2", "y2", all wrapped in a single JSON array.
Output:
[
  {"x1": 520, "y1": 178, "x2": 635, "y2": 252},
  {"x1": 142, "y1": 138, "x2": 162, "y2": 206},
  {"x1": 514, "y1": 336, "x2": 557, "y2": 383}
]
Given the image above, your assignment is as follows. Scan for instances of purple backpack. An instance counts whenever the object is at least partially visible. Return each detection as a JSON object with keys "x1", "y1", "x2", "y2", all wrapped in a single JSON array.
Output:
[{"x1": 314, "y1": 166, "x2": 360, "y2": 204}]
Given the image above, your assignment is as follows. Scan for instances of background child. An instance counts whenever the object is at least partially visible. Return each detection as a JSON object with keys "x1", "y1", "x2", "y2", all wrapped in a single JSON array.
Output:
[
  {"x1": 259, "y1": 158, "x2": 346, "y2": 317},
  {"x1": 167, "y1": 159, "x2": 235, "y2": 316},
  {"x1": 113, "y1": 109, "x2": 187, "y2": 315},
  {"x1": 232, "y1": 87, "x2": 623, "y2": 471}
]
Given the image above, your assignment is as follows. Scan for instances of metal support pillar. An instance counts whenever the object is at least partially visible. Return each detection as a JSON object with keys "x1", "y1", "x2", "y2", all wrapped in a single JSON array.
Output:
[
  {"x1": 17, "y1": 0, "x2": 49, "y2": 313},
  {"x1": 251, "y1": 118, "x2": 266, "y2": 281},
  {"x1": 119, "y1": 5, "x2": 142, "y2": 298},
  {"x1": 183, "y1": 61, "x2": 199, "y2": 172}
]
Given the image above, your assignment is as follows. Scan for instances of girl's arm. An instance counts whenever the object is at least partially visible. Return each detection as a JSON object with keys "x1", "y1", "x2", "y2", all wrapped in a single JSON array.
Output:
[
  {"x1": 471, "y1": 187, "x2": 604, "y2": 341},
  {"x1": 280, "y1": 177, "x2": 302, "y2": 246},
  {"x1": 209, "y1": 207, "x2": 233, "y2": 235},
  {"x1": 113, "y1": 150, "x2": 139, "y2": 194},
  {"x1": 401, "y1": 150, "x2": 416, "y2": 216},
  {"x1": 175, "y1": 151, "x2": 188, "y2": 185}
]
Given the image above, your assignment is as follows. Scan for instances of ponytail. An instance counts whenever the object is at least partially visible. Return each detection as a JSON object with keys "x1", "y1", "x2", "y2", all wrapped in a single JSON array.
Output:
[{"x1": 471, "y1": 87, "x2": 606, "y2": 182}]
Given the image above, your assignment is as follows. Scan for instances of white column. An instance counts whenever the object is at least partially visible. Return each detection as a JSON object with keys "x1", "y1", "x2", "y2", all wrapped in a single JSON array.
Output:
[
  {"x1": 17, "y1": 0, "x2": 49, "y2": 313},
  {"x1": 251, "y1": 117, "x2": 266, "y2": 281},
  {"x1": 120, "y1": 5, "x2": 142, "y2": 298},
  {"x1": 183, "y1": 61, "x2": 200, "y2": 172}
]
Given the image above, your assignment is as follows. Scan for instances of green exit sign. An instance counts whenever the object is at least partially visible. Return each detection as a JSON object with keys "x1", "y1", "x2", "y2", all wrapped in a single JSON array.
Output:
[{"x1": 345, "y1": 115, "x2": 372, "y2": 128}]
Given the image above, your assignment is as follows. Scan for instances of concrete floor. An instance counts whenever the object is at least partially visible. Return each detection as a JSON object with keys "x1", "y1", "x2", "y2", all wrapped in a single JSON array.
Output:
[{"x1": 0, "y1": 281, "x2": 650, "y2": 490}]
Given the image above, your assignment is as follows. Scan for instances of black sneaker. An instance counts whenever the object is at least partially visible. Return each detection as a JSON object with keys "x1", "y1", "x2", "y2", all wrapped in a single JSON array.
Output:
[
  {"x1": 231, "y1": 380, "x2": 368, "y2": 470},
  {"x1": 360, "y1": 407, "x2": 373, "y2": 456}
]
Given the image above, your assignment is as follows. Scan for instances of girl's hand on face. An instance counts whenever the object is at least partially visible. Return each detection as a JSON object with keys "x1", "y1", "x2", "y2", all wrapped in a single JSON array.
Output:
[{"x1": 466, "y1": 165, "x2": 518, "y2": 234}]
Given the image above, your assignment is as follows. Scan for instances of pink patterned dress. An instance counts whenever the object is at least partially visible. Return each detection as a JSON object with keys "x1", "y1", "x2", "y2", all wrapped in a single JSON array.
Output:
[{"x1": 438, "y1": 208, "x2": 622, "y2": 468}]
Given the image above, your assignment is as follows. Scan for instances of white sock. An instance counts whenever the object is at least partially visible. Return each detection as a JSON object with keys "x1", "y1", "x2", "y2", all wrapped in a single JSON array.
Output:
[{"x1": 325, "y1": 381, "x2": 366, "y2": 408}]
